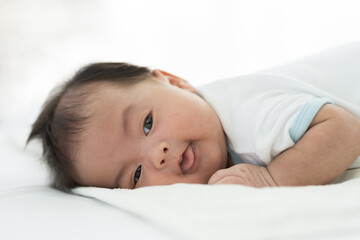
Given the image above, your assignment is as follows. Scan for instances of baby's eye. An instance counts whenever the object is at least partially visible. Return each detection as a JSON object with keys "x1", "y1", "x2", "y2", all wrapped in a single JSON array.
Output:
[
  {"x1": 134, "y1": 165, "x2": 142, "y2": 185},
  {"x1": 143, "y1": 114, "x2": 153, "y2": 135}
]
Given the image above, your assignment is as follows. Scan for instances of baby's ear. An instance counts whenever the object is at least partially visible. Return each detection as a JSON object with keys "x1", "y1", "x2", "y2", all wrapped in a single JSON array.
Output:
[{"x1": 153, "y1": 69, "x2": 197, "y2": 93}]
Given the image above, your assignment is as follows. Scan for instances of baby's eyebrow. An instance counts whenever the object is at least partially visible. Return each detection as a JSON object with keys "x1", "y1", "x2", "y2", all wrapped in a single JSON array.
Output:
[
  {"x1": 122, "y1": 104, "x2": 135, "y2": 136},
  {"x1": 114, "y1": 166, "x2": 124, "y2": 189},
  {"x1": 114, "y1": 104, "x2": 137, "y2": 188}
]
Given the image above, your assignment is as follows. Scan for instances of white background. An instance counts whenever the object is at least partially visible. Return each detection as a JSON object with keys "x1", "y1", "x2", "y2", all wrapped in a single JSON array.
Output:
[
  {"x1": 1, "y1": 0, "x2": 360, "y2": 178},
  {"x1": 1, "y1": 0, "x2": 360, "y2": 126}
]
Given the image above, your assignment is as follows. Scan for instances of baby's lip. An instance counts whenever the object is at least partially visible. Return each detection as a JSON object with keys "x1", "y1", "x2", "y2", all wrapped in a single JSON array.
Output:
[{"x1": 179, "y1": 143, "x2": 198, "y2": 174}]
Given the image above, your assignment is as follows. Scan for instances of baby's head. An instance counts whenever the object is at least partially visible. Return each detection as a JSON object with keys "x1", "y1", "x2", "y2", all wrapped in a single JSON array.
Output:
[{"x1": 28, "y1": 63, "x2": 229, "y2": 192}]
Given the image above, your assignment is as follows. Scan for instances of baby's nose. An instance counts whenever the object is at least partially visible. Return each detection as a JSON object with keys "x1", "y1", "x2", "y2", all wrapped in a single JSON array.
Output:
[{"x1": 149, "y1": 142, "x2": 169, "y2": 170}]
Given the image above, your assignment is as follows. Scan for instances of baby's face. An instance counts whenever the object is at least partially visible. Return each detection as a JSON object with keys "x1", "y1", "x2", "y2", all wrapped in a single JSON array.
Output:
[{"x1": 74, "y1": 71, "x2": 229, "y2": 189}]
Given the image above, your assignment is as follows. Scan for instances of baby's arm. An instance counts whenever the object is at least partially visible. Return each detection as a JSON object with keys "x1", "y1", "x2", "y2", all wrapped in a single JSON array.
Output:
[
  {"x1": 267, "y1": 104, "x2": 360, "y2": 186},
  {"x1": 209, "y1": 104, "x2": 360, "y2": 187}
]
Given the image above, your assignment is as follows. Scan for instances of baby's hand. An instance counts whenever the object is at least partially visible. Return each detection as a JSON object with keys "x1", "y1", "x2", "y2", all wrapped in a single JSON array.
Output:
[{"x1": 208, "y1": 164, "x2": 278, "y2": 187}]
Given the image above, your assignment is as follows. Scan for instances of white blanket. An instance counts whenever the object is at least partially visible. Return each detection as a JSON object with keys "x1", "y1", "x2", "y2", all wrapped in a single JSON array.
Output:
[{"x1": 74, "y1": 169, "x2": 360, "y2": 240}]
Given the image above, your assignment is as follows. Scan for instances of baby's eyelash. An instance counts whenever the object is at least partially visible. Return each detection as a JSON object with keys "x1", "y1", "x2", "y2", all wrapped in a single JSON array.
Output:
[{"x1": 134, "y1": 165, "x2": 142, "y2": 186}]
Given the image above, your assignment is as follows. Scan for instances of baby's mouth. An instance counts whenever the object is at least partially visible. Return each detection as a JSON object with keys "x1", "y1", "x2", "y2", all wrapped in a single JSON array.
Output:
[{"x1": 180, "y1": 143, "x2": 196, "y2": 174}]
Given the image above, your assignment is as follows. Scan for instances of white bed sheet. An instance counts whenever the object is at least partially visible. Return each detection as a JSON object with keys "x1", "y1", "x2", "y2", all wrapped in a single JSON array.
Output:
[
  {"x1": 74, "y1": 175, "x2": 360, "y2": 240},
  {"x1": 0, "y1": 187, "x2": 183, "y2": 240}
]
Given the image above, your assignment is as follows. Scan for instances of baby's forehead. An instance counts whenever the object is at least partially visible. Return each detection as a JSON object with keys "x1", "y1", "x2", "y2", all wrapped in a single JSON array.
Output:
[
  {"x1": 79, "y1": 81, "x2": 141, "y2": 115},
  {"x1": 87, "y1": 77, "x2": 163, "y2": 99},
  {"x1": 57, "y1": 82, "x2": 118, "y2": 129},
  {"x1": 75, "y1": 81, "x2": 127, "y2": 104}
]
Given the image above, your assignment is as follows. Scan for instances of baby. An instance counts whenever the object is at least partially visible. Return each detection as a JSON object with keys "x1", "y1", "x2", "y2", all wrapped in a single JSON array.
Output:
[{"x1": 28, "y1": 45, "x2": 360, "y2": 192}]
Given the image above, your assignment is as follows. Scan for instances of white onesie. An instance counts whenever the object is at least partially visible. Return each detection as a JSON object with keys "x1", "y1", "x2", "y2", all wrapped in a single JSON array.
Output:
[{"x1": 197, "y1": 42, "x2": 360, "y2": 169}]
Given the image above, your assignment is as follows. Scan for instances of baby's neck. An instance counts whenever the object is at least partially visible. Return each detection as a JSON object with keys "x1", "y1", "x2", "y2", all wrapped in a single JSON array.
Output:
[{"x1": 226, "y1": 153, "x2": 234, "y2": 168}]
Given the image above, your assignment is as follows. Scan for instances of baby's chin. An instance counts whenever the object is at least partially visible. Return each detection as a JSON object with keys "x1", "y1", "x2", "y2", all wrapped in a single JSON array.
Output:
[{"x1": 198, "y1": 171, "x2": 217, "y2": 185}]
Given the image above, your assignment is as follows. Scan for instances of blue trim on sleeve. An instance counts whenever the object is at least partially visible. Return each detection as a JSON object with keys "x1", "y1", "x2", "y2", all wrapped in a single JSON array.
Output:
[{"x1": 289, "y1": 98, "x2": 333, "y2": 143}]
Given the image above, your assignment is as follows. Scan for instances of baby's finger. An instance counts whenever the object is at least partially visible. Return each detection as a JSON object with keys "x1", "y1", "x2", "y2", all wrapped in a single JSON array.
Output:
[
  {"x1": 208, "y1": 169, "x2": 235, "y2": 184},
  {"x1": 209, "y1": 176, "x2": 247, "y2": 185}
]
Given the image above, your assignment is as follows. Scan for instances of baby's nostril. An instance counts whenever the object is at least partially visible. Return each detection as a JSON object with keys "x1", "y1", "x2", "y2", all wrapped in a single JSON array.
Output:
[
  {"x1": 160, "y1": 160, "x2": 165, "y2": 165},
  {"x1": 163, "y1": 147, "x2": 168, "y2": 153}
]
